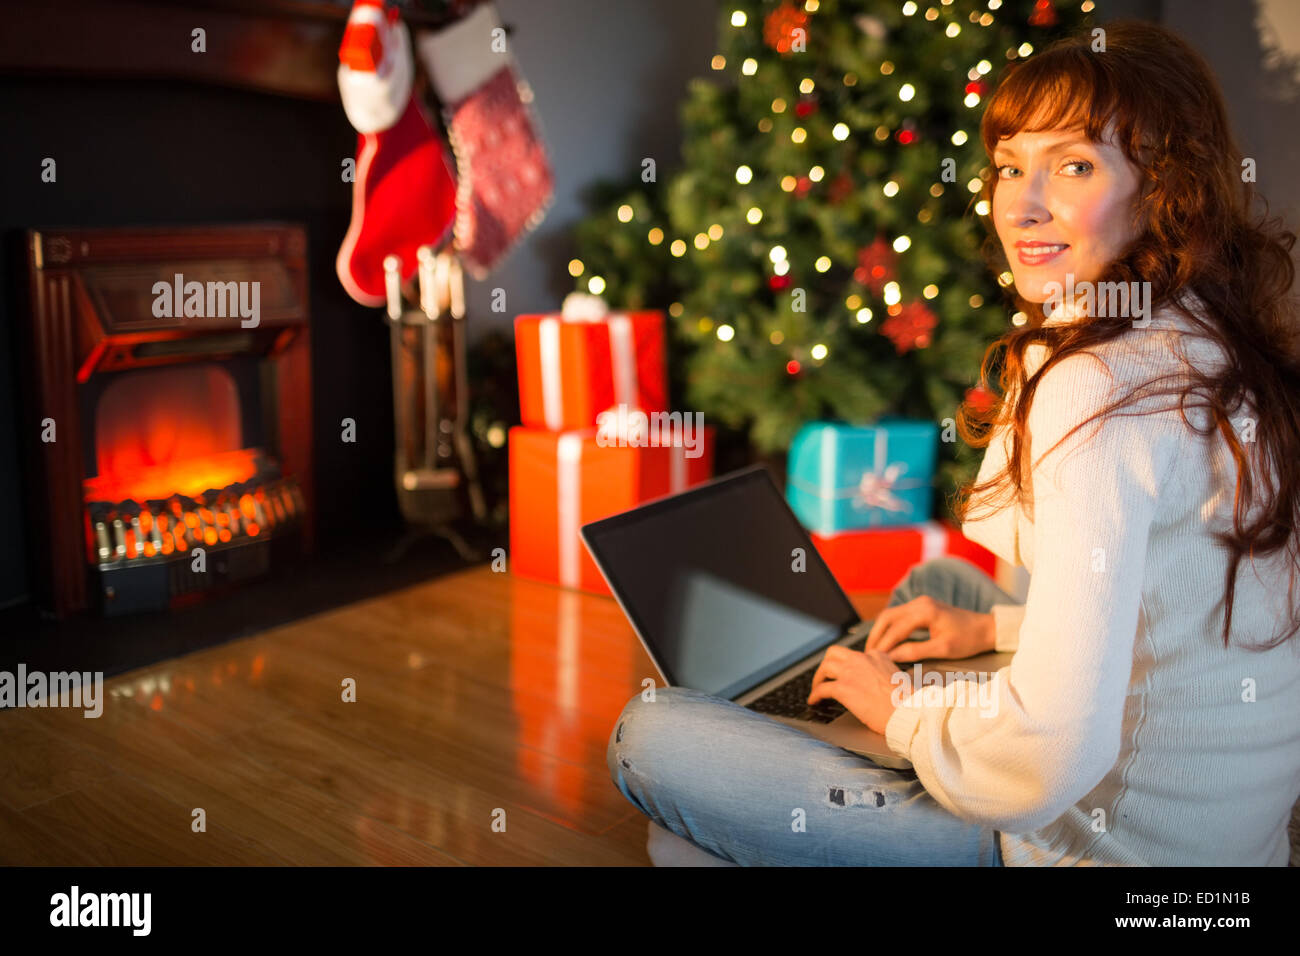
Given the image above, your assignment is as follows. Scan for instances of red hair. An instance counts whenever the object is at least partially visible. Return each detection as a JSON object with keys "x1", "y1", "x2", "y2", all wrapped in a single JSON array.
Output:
[{"x1": 952, "y1": 19, "x2": 1300, "y2": 650}]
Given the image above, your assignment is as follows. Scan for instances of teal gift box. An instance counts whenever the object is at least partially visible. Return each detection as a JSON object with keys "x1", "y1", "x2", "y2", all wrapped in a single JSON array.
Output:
[{"x1": 786, "y1": 418, "x2": 939, "y2": 533}]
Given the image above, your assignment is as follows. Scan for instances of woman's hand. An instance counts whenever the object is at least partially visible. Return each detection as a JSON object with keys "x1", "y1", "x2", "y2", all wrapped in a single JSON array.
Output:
[
  {"x1": 865, "y1": 595, "x2": 996, "y2": 662},
  {"x1": 807, "y1": 646, "x2": 910, "y2": 735}
]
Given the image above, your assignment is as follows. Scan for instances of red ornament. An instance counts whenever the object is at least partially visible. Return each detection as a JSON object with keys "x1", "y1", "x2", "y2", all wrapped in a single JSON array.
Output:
[
  {"x1": 764, "y1": 2, "x2": 809, "y2": 54},
  {"x1": 881, "y1": 300, "x2": 938, "y2": 354},
  {"x1": 896, "y1": 129, "x2": 915, "y2": 145},
  {"x1": 786, "y1": 359, "x2": 802, "y2": 375},
  {"x1": 769, "y1": 274, "x2": 792, "y2": 291},
  {"x1": 1028, "y1": 0, "x2": 1058, "y2": 27},
  {"x1": 828, "y1": 171, "x2": 854, "y2": 204},
  {"x1": 965, "y1": 384, "x2": 995, "y2": 414},
  {"x1": 795, "y1": 97, "x2": 818, "y2": 118},
  {"x1": 853, "y1": 236, "x2": 897, "y2": 294},
  {"x1": 795, "y1": 176, "x2": 812, "y2": 196},
  {"x1": 965, "y1": 80, "x2": 988, "y2": 97}
]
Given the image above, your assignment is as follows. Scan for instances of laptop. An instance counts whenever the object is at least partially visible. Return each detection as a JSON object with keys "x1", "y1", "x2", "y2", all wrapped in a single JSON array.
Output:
[{"x1": 580, "y1": 464, "x2": 1012, "y2": 770}]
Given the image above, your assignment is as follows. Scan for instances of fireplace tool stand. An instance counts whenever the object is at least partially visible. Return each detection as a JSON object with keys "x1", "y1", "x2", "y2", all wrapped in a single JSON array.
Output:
[{"x1": 382, "y1": 247, "x2": 487, "y2": 564}]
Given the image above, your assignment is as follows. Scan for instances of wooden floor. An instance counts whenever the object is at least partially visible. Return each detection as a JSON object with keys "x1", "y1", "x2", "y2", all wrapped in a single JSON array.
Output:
[{"x1": 0, "y1": 567, "x2": 888, "y2": 866}]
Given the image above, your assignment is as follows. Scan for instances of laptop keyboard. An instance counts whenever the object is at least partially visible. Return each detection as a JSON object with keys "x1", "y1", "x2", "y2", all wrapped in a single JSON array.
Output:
[{"x1": 746, "y1": 633, "x2": 870, "y2": 724}]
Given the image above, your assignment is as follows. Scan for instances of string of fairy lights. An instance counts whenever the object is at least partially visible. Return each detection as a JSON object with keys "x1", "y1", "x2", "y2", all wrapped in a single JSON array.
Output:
[{"x1": 568, "y1": 0, "x2": 1097, "y2": 369}]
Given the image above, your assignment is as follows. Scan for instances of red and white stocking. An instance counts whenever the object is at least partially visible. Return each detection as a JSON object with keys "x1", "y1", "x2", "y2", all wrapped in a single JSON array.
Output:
[
  {"x1": 417, "y1": 2, "x2": 554, "y2": 280},
  {"x1": 336, "y1": 0, "x2": 457, "y2": 307}
]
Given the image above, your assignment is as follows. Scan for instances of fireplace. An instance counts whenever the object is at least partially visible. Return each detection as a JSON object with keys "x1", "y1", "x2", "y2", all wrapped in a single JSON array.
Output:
[{"x1": 20, "y1": 224, "x2": 313, "y2": 617}]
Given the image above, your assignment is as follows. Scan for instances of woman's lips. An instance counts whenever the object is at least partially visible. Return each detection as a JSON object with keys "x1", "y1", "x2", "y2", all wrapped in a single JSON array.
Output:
[{"x1": 1016, "y1": 243, "x2": 1069, "y2": 266}]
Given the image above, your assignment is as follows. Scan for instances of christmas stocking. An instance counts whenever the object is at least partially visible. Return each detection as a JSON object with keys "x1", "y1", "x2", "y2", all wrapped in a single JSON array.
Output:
[
  {"x1": 336, "y1": 0, "x2": 457, "y2": 307},
  {"x1": 416, "y1": 2, "x2": 554, "y2": 280}
]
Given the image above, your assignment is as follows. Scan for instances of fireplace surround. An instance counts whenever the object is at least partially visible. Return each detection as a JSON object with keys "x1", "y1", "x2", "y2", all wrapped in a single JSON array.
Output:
[{"x1": 19, "y1": 224, "x2": 313, "y2": 617}]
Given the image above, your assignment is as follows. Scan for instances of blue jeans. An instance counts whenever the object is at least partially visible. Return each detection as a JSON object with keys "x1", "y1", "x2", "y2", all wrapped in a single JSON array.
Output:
[{"x1": 606, "y1": 556, "x2": 1020, "y2": 865}]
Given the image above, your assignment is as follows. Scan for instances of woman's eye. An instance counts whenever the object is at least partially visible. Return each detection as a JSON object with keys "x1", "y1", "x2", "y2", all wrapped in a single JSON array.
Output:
[{"x1": 994, "y1": 161, "x2": 1092, "y2": 178}]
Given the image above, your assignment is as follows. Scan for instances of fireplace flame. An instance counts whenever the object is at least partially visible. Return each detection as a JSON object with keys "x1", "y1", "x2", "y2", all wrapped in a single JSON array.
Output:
[
  {"x1": 82, "y1": 364, "x2": 304, "y2": 568},
  {"x1": 83, "y1": 447, "x2": 260, "y2": 504}
]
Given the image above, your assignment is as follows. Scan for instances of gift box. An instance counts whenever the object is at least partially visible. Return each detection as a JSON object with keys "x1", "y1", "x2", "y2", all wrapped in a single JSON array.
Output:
[
  {"x1": 509, "y1": 423, "x2": 714, "y2": 594},
  {"x1": 786, "y1": 418, "x2": 939, "y2": 534},
  {"x1": 810, "y1": 521, "x2": 997, "y2": 593},
  {"x1": 515, "y1": 310, "x2": 668, "y2": 431}
]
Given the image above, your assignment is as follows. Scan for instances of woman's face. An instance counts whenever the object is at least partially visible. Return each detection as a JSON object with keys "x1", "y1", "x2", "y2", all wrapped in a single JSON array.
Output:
[{"x1": 991, "y1": 124, "x2": 1145, "y2": 306}]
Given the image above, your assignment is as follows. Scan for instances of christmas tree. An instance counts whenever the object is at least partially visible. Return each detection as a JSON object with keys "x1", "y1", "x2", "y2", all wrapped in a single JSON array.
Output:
[{"x1": 570, "y1": 0, "x2": 1097, "y2": 517}]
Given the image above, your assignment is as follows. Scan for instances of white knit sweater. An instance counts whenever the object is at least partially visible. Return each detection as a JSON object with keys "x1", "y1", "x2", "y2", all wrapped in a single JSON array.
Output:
[{"x1": 883, "y1": 293, "x2": 1300, "y2": 865}]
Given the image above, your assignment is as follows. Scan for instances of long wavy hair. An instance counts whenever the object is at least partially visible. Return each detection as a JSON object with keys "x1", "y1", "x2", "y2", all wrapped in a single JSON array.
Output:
[{"x1": 951, "y1": 19, "x2": 1300, "y2": 651}]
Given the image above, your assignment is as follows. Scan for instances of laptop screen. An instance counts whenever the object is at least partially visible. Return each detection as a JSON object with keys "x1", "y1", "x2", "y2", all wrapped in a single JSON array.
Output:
[{"x1": 580, "y1": 466, "x2": 861, "y2": 700}]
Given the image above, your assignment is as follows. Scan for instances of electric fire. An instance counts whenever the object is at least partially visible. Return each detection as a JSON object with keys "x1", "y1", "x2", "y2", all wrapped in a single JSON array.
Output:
[{"x1": 19, "y1": 224, "x2": 314, "y2": 617}]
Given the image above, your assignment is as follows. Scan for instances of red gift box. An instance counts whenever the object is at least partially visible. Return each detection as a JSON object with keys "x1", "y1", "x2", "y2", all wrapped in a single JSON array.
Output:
[
  {"x1": 509, "y1": 424, "x2": 714, "y2": 594},
  {"x1": 515, "y1": 310, "x2": 668, "y2": 431},
  {"x1": 810, "y1": 521, "x2": 997, "y2": 593}
]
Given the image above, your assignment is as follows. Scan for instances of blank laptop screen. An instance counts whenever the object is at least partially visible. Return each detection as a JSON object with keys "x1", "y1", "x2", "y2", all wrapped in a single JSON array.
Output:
[{"x1": 581, "y1": 467, "x2": 860, "y2": 700}]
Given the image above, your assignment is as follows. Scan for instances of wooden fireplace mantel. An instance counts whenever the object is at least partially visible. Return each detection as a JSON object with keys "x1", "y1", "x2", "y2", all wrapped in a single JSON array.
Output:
[{"x1": 0, "y1": 0, "x2": 490, "y2": 102}]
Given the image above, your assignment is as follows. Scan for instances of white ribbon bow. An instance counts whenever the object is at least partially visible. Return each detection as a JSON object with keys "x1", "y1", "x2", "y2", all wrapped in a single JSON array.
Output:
[
  {"x1": 560, "y1": 291, "x2": 609, "y2": 322},
  {"x1": 854, "y1": 461, "x2": 912, "y2": 513}
]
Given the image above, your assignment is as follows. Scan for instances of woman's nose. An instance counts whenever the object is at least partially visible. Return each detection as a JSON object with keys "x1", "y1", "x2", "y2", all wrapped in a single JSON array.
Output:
[{"x1": 1001, "y1": 175, "x2": 1050, "y2": 228}]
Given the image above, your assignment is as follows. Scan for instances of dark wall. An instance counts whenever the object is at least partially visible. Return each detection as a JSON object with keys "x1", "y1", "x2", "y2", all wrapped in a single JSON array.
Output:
[
  {"x1": 0, "y1": 76, "x2": 394, "y2": 607},
  {"x1": 462, "y1": 0, "x2": 720, "y2": 323},
  {"x1": 1165, "y1": 0, "x2": 1300, "y2": 228}
]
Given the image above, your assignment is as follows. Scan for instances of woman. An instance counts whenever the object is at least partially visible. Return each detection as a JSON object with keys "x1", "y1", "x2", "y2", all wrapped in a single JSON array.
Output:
[{"x1": 607, "y1": 19, "x2": 1300, "y2": 866}]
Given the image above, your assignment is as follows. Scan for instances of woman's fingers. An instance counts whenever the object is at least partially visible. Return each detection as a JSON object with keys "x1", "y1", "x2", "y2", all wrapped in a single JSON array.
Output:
[
  {"x1": 864, "y1": 608, "x2": 897, "y2": 651},
  {"x1": 808, "y1": 651, "x2": 857, "y2": 703},
  {"x1": 866, "y1": 605, "x2": 913, "y2": 650},
  {"x1": 808, "y1": 645, "x2": 839, "y2": 692},
  {"x1": 808, "y1": 649, "x2": 907, "y2": 733},
  {"x1": 872, "y1": 600, "x2": 936, "y2": 654},
  {"x1": 808, "y1": 677, "x2": 861, "y2": 709},
  {"x1": 806, "y1": 676, "x2": 835, "y2": 704},
  {"x1": 884, "y1": 636, "x2": 934, "y2": 663},
  {"x1": 866, "y1": 596, "x2": 935, "y2": 651}
]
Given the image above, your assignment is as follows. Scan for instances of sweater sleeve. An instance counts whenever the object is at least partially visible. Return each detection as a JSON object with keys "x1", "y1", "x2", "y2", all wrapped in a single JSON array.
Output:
[
  {"x1": 989, "y1": 604, "x2": 1026, "y2": 652},
  {"x1": 883, "y1": 350, "x2": 1180, "y2": 833}
]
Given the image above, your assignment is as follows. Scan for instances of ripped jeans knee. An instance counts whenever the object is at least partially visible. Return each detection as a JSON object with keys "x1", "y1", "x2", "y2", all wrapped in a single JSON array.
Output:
[{"x1": 826, "y1": 785, "x2": 900, "y2": 808}]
